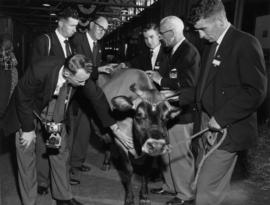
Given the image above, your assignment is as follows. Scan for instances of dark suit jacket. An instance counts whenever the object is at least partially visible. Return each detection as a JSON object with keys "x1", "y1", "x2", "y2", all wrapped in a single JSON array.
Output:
[
  {"x1": 196, "y1": 26, "x2": 267, "y2": 152},
  {"x1": 71, "y1": 32, "x2": 102, "y2": 81},
  {"x1": 162, "y1": 39, "x2": 201, "y2": 124},
  {"x1": 13, "y1": 57, "x2": 115, "y2": 133},
  {"x1": 128, "y1": 44, "x2": 169, "y2": 74},
  {"x1": 31, "y1": 32, "x2": 67, "y2": 63},
  {"x1": 0, "y1": 68, "x2": 19, "y2": 134}
]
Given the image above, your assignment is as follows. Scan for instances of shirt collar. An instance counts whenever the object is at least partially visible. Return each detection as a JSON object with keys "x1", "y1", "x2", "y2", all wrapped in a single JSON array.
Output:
[
  {"x1": 151, "y1": 43, "x2": 161, "y2": 54},
  {"x1": 216, "y1": 23, "x2": 231, "y2": 45},
  {"x1": 55, "y1": 29, "x2": 68, "y2": 43},
  {"x1": 58, "y1": 66, "x2": 67, "y2": 86},
  {"x1": 86, "y1": 32, "x2": 95, "y2": 44},
  {"x1": 171, "y1": 37, "x2": 185, "y2": 55}
]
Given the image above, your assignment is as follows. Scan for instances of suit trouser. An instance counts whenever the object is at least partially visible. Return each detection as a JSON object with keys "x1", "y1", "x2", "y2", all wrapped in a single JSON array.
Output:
[
  {"x1": 36, "y1": 124, "x2": 50, "y2": 187},
  {"x1": 70, "y1": 107, "x2": 91, "y2": 168},
  {"x1": 15, "y1": 126, "x2": 73, "y2": 205},
  {"x1": 161, "y1": 123, "x2": 195, "y2": 201},
  {"x1": 195, "y1": 149, "x2": 237, "y2": 205}
]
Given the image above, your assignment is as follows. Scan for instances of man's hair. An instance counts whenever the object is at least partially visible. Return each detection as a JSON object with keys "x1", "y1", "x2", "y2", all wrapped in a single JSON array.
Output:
[
  {"x1": 188, "y1": 0, "x2": 226, "y2": 25},
  {"x1": 160, "y1": 16, "x2": 184, "y2": 37},
  {"x1": 91, "y1": 15, "x2": 107, "y2": 23},
  {"x1": 65, "y1": 54, "x2": 92, "y2": 74},
  {"x1": 142, "y1": 23, "x2": 159, "y2": 33},
  {"x1": 57, "y1": 7, "x2": 79, "y2": 20}
]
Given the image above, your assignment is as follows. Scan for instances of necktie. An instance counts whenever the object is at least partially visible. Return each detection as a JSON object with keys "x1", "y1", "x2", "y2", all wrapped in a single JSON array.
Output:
[
  {"x1": 64, "y1": 40, "x2": 72, "y2": 58},
  {"x1": 199, "y1": 42, "x2": 218, "y2": 99},
  {"x1": 92, "y1": 41, "x2": 98, "y2": 63},
  {"x1": 149, "y1": 50, "x2": 154, "y2": 69},
  {"x1": 53, "y1": 83, "x2": 71, "y2": 123}
]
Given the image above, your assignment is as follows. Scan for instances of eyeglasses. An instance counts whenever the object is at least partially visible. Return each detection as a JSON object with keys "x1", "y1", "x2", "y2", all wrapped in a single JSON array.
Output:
[
  {"x1": 159, "y1": 29, "x2": 173, "y2": 36},
  {"x1": 93, "y1": 21, "x2": 108, "y2": 33}
]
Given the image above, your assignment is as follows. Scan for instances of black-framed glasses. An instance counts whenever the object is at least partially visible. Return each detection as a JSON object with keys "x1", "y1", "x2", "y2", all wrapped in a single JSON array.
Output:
[
  {"x1": 93, "y1": 21, "x2": 107, "y2": 33},
  {"x1": 159, "y1": 29, "x2": 173, "y2": 35}
]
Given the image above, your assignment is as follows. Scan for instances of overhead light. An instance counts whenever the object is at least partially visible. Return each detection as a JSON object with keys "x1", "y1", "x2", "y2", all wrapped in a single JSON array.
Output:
[
  {"x1": 50, "y1": 13, "x2": 56, "y2": 16},
  {"x1": 42, "y1": 3, "x2": 51, "y2": 7}
]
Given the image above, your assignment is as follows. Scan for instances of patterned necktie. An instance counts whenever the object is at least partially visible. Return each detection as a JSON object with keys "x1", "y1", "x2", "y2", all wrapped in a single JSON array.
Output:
[{"x1": 64, "y1": 40, "x2": 72, "y2": 58}]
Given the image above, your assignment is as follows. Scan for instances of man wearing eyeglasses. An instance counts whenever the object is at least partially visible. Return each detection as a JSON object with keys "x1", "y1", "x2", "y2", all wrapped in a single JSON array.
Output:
[
  {"x1": 69, "y1": 16, "x2": 114, "y2": 181},
  {"x1": 148, "y1": 16, "x2": 201, "y2": 205}
]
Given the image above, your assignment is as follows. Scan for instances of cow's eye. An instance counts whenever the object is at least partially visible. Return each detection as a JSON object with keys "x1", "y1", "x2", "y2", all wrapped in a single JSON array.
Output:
[
  {"x1": 135, "y1": 107, "x2": 146, "y2": 120},
  {"x1": 135, "y1": 111, "x2": 146, "y2": 120}
]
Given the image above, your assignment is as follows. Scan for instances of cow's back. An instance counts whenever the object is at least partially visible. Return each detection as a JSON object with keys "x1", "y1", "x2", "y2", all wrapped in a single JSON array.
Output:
[{"x1": 98, "y1": 69, "x2": 155, "y2": 108}]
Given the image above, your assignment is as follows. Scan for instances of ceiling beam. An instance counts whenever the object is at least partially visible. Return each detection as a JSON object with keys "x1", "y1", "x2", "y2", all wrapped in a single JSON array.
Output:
[
  {"x1": 48, "y1": 0, "x2": 147, "y2": 8},
  {"x1": 0, "y1": 5, "x2": 59, "y2": 11},
  {"x1": 96, "y1": 11, "x2": 136, "y2": 17},
  {"x1": 1, "y1": 11, "x2": 57, "y2": 19}
]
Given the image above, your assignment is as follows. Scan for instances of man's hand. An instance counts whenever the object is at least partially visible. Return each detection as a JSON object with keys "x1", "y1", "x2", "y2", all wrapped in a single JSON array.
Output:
[
  {"x1": 110, "y1": 124, "x2": 133, "y2": 150},
  {"x1": 19, "y1": 130, "x2": 36, "y2": 148},
  {"x1": 208, "y1": 117, "x2": 222, "y2": 131},
  {"x1": 98, "y1": 64, "x2": 115, "y2": 74},
  {"x1": 145, "y1": 70, "x2": 162, "y2": 85}
]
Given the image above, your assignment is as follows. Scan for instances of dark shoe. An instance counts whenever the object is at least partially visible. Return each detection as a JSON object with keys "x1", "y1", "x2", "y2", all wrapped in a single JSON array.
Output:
[
  {"x1": 74, "y1": 164, "x2": 91, "y2": 172},
  {"x1": 37, "y1": 186, "x2": 49, "y2": 195},
  {"x1": 56, "y1": 198, "x2": 83, "y2": 205},
  {"x1": 69, "y1": 178, "x2": 80, "y2": 185},
  {"x1": 166, "y1": 197, "x2": 193, "y2": 205},
  {"x1": 150, "y1": 188, "x2": 176, "y2": 196}
]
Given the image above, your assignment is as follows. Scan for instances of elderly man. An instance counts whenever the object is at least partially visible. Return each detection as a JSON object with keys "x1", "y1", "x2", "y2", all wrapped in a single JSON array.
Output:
[
  {"x1": 148, "y1": 16, "x2": 201, "y2": 205},
  {"x1": 188, "y1": 0, "x2": 267, "y2": 205}
]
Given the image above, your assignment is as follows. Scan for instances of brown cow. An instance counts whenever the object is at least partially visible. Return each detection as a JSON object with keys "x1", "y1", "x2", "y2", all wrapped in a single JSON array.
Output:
[{"x1": 98, "y1": 69, "x2": 180, "y2": 205}]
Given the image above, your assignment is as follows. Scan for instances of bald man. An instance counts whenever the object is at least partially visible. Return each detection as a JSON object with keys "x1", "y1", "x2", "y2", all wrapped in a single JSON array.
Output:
[{"x1": 148, "y1": 16, "x2": 201, "y2": 205}]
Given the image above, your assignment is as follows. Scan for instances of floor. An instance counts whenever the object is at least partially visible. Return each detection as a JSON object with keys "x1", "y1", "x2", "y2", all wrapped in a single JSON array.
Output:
[{"x1": 0, "y1": 137, "x2": 270, "y2": 205}]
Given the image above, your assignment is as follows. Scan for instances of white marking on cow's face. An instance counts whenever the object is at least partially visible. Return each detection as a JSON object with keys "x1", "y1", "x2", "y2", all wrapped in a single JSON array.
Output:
[{"x1": 142, "y1": 138, "x2": 171, "y2": 156}]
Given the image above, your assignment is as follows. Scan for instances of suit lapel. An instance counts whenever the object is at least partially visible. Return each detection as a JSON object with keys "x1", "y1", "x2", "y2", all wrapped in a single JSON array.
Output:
[
  {"x1": 42, "y1": 62, "x2": 63, "y2": 107},
  {"x1": 51, "y1": 32, "x2": 65, "y2": 59},
  {"x1": 204, "y1": 26, "x2": 235, "y2": 88},
  {"x1": 83, "y1": 33, "x2": 93, "y2": 59}
]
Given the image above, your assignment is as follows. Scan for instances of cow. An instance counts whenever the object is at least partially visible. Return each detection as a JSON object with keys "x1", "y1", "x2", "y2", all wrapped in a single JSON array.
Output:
[{"x1": 97, "y1": 68, "x2": 181, "y2": 205}]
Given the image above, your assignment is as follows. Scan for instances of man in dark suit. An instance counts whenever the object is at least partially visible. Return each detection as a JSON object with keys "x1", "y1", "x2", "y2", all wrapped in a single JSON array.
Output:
[
  {"x1": 127, "y1": 23, "x2": 169, "y2": 76},
  {"x1": 69, "y1": 16, "x2": 114, "y2": 178},
  {"x1": 147, "y1": 16, "x2": 201, "y2": 205},
  {"x1": 30, "y1": 7, "x2": 80, "y2": 193},
  {"x1": 31, "y1": 7, "x2": 78, "y2": 62},
  {"x1": 14, "y1": 54, "x2": 125, "y2": 205},
  {"x1": 188, "y1": 0, "x2": 267, "y2": 205}
]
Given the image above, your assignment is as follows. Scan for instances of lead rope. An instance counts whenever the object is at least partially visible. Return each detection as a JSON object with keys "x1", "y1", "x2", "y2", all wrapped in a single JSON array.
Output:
[
  {"x1": 191, "y1": 128, "x2": 227, "y2": 190},
  {"x1": 169, "y1": 127, "x2": 227, "y2": 190}
]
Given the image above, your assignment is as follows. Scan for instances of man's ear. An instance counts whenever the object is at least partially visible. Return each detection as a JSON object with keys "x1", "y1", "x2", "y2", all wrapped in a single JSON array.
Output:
[
  {"x1": 58, "y1": 20, "x2": 63, "y2": 28},
  {"x1": 62, "y1": 68, "x2": 71, "y2": 78}
]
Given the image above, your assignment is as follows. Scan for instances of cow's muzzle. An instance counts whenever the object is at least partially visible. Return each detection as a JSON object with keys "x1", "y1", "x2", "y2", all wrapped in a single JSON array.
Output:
[{"x1": 141, "y1": 138, "x2": 171, "y2": 156}]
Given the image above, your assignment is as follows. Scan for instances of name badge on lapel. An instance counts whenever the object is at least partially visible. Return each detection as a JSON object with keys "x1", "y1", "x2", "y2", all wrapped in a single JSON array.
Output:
[
  {"x1": 169, "y1": 68, "x2": 177, "y2": 79},
  {"x1": 154, "y1": 61, "x2": 160, "y2": 71},
  {"x1": 212, "y1": 55, "x2": 221, "y2": 67}
]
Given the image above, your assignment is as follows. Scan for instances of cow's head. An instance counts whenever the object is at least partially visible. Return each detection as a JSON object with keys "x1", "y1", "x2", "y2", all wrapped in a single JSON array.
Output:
[{"x1": 111, "y1": 84, "x2": 181, "y2": 157}]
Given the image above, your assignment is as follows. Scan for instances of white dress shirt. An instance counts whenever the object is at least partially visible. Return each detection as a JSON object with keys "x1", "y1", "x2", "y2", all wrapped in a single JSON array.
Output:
[{"x1": 55, "y1": 29, "x2": 70, "y2": 58}]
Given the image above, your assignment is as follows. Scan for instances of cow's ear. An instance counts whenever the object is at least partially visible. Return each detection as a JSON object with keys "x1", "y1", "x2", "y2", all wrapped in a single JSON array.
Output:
[
  {"x1": 167, "y1": 107, "x2": 181, "y2": 119},
  {"x1": 111, "y1": 96, "x2": 133, "y2": 111}
]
